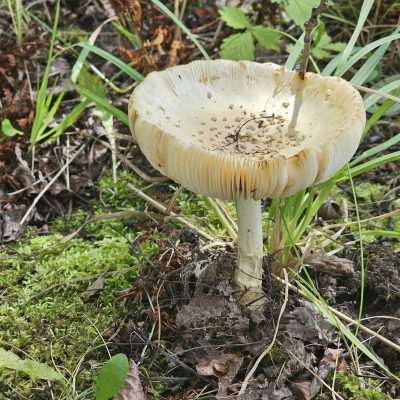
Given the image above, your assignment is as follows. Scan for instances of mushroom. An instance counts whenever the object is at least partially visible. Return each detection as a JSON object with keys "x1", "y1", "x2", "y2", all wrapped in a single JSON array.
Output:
[{"x1": 128, "y1": 60, "x2": 366, "y2": 302}]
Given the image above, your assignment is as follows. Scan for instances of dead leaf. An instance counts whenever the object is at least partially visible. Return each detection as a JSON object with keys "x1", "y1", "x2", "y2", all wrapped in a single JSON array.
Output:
[
  {"x1": 196, "y1": 352, "x2": 243, "y2": 396},
  {"x1": 292, "y1": 380, "x2": 311, "y2": 400},
  {"x1": 115, "y1": 359, "x2": 147, "y2": 400},
  {"x1": 82, "y1": 276, "x2": 105, "y2": 302},
  {"x1": 303, "y1": 254, "x2": 354, "y2": 276},
  {"x1": 166, "y1": 39, "x2": 182, "y2": 67},
  {"x1": 309, "y1": 348, "x2": 343, "y2": 398},
  {"x1": 0, "y1": 204, "x2": 27, "y2": 243}
]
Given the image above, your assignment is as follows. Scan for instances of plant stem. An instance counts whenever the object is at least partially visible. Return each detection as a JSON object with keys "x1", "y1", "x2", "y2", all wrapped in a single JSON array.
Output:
[{"x1": 234, "y1": 198, "x2": 264, "y2": 291}]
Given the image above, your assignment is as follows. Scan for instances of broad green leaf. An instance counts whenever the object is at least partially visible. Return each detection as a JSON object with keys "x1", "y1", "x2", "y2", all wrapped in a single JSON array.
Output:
[
  {"x1": 1, "y1": 119, "x2": 23, "y2": 137},
  {"x1": 250, "y1": 26, "x2": 279, "y2": 50},
  {"x1": 95, "y1": 354, "x2": 129, "y2": 400},
  {"x1": 219, "y1": 6, "x2": 252, "y2": 29},
  {"x1": 286, "y1": 0, "x2": 320, "y2": 27},
  {"x1": 0, "y1": 348, "x2": 63, "y2": 381},
  {"x1": 220, "y1": 32, "x2": 255, "y2": 61},
  {"x1": 311, "y1": 33, "x2": 345, "y2": 60}
]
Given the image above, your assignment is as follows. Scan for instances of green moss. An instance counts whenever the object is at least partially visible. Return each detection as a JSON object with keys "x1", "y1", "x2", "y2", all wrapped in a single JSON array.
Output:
[
  {"x1": 0, "y1": 170, "x2": 233, "y2": 398},
  {"x1": 0, "y1": 177, "x2": 160, "y2": 399},
  {"x1": 337, "y1": 373, "x2": 392, "y2": 400}
]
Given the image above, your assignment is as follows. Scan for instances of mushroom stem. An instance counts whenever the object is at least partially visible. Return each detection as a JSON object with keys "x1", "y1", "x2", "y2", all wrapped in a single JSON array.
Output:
[{"x1": 234, "y1": 198, "x2": 264, "y2": 293}]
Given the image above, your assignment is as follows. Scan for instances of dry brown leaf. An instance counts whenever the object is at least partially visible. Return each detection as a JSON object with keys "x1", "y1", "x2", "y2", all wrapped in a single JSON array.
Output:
[{"x1": 115, "y1": 360, "x2": 147, "y2": 400}]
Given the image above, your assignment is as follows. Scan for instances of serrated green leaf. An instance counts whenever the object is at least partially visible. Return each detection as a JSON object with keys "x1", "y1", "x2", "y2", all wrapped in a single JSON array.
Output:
[
  {"x1": 311, "y1": 33, "x2": 346, "y2": 60},
  {"x1": 250, "y1": 26, "x2": 279, "y2": 50},
  {"x1": 0, "y1": 348, "x2": 63, "y2": 381},
  {"x1": 220, "y1": 32, "x2": 255, "y2": 61},
  {"x1": 1, "y1": 119, "x2": 23, "y2": 137},
  {"x1": 286, "y1": 0, "x2": 320, "y2": 27},
  {"x1": 219, "y1": 6, "x2": 252, "y2": 29},
  {"x1": 95, "y1": 354, "x2": 129, "y2": 400}
]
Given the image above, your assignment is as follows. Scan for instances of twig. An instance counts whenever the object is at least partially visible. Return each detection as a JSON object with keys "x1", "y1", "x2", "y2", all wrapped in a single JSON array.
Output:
[
  {"x1": 282, "y1": 340, "x2": 346, "y2": 400},
  {"x1": 353, "y1": 84, "x2": 400, "y2": 104},
  {"x1": 205, "y1": 197, "x2": 238, "y2": 242},
  {"x1": 127, "y1": 182, "x2": 219, "y2": 242},
  {"x1": 156, "y1": 280, "x2": 165, "y2": 348},
  {"x1": 117, "y1": 152, "x2": 169, "y2": 183},
  {"x1": 299, "y1": 0, "x2": 327, "y2": 80},
  {"x1": 19, "y1": 145, "x2": 86, "y2": 226},
  {"x1": 239, "y1": 269, "x2": 289, "y2": 395},
  {"x1": 165, "y1": 185, "x2": 183, "y2": 214}
]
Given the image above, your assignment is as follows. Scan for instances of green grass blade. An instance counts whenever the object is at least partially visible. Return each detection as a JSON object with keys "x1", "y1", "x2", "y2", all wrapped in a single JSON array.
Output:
[
  {"x1": 76, "y1": 85, "x2": 129, "y2": 126},
  {"x1": 362, "y1": 229, "x2": 400, "y2": 239},
  {"x1": 321, "y1": 52, "x2": 342, "y2": 75},
  {"x1": 49, "y1": 99, "x2": 90, "y2": 142},
  {"x1": 285, "y1": 32, "x2": 304, "y2": 70},
  {"x1": 363, "y1": 99, "x2": 397, "y2": 137},
  {"x1": 364, "y1": 80, "x2": 400, "y2": 110},
  {"x1": 352, "y1": 24, "x2": 400, "y2": 85},
  {"x1": 351, "y1": 133, "x2": 400, "y2": 166},
  {"x1": 334, "y1": 0, "x2": 374, "y2": 75},
  {"x1": 336, "y1": 33, "x2": 400, "y2": 77},
  {"x1": 297, "y1": 275, "x2": 399, "y2": 381},
  {"x1": 339, "y1": 151, "x2": 400, "y2": 181},
  {"x1": 30, "y1": 0, "x2": 61, "y2": 144},
  {"x1": 151, "y1": 0, "x2": 209, "y2": 60},
  {"x1": 76, "y1": 43, "x2": 144, "y2": 81},
  {"x1": 351, "y1": 44, "x2": 392, "y2": 85}
]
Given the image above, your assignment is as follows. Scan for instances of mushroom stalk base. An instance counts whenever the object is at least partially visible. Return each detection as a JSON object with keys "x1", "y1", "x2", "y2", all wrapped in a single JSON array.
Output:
[{"x1": 234, "y1": 198, "x2": 264, "y2": 300}]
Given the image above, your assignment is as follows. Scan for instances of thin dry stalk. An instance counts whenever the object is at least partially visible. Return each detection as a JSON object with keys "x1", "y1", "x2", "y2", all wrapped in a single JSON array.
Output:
[
  {"x1": 299, "y1": 0, "x2": 327, "y2": 79},
  {"x1": 353, "y1": 84, "x2": 400, "y2": 104},
  {"x1": 118, "y1": 152, "x2": 169, "y2": 183},
  {"x1": 20, "y1": 145, "x2": 86, "y2": 226},
  {"x1": 165, "y1": 185, "x2": 184, "y2": 214},
  {"x1": 282, "y1": 341, "x2": 346, "y2": 400},
  {"x1": 127, "y1": 182, "x2": 219, "y2": 242}
]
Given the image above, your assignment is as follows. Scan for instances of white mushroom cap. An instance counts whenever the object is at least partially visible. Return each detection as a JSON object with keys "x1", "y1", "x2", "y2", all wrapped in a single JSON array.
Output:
[{"x1": 128, "y1": 60, "x2": 365, "y2": 200}]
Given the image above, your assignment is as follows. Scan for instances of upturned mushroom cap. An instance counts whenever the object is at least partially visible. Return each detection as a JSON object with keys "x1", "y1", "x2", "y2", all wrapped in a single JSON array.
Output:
[{"x1": 128, "y1": 60, "x2": 365, "y2": 200}]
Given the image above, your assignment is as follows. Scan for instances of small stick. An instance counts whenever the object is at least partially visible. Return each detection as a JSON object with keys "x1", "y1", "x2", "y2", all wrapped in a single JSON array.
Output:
[
  {"x1": 19, "y1": 145, "x2": 86, "y2": 226},
  {"x1": 165, "y1": 185, "x2": 183, "y2": 214},
  {"x1": 353, "y1": 84, "x2": 400, "y2": 104},
  {"x1": 299, "y1": 0, "x2": 327, "y2": 80},
  {"x1": 127, "y1": 182, "x2": 219, "y2": 242}
]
